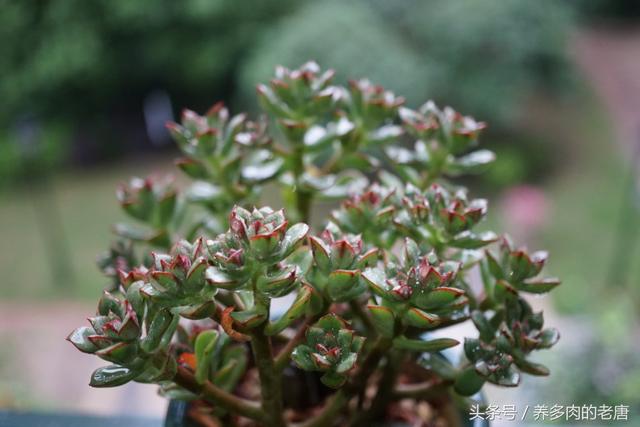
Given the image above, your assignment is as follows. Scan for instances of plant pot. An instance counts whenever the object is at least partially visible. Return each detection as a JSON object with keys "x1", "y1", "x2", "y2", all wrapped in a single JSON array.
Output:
[{"x1": 163, "y1": 390, "x2": 489, "y2": 427}]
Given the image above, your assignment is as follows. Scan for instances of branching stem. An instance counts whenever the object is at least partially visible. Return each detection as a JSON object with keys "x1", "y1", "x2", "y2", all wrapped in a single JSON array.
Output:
[{"x1": 173, "y1": 366, "x2": 265, "y2": 422}]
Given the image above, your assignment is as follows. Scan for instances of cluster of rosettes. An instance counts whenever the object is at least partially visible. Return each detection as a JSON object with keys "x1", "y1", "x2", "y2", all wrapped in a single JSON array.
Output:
[
  {"x1": 97, "y1": 240, "x2": 136, "y2": 291},
  {"x1": 114, "y1": 176, "x2": 178, "y2": 246},
  {"x1": 308, "y1": 225, "x2": 378, "y2": 302},
  {"x1": 498, "y1": 300, "x2": 560, "y2": 374},
  {"x1": 394, "y1": 184, "x2": 498, "y2": 251},
  {"x1": 385, "y1": 101, "x2": 493, "y2": 187},
  {"x1": 168, "y1": 103, "x2": 274, "y2": 178},
  {"x1": 400, "y1": 101, "x2": 486, "y2": 156},
  {"x1": 166, "y1": 102, "x2": 283, "y2": 228},
  {"x1": 206, "y1": 207, "x2": 309, "y2": 299},
  {"x1": 341, "y1": 79, "x2": 405, "y2": 138},
  {"x1": 136, "y1": 238, "x2": 217, "y2": 320},
  {"x1": 484, "y1": 236, "x2": 560, "y2": 297},
  {"x1": 458, "y1": 299, "x2": 559, "y2": 396},
  {"x1": 457, "y1": 338, "x2": 519, "y2": 395},
  {"x1": 67, "y1": 291, "x2": 177, "y2": 387},
  {"x1": 453, "y1": 240, "x2": 561, "y2": 396},
  {"x1": 330, "y1": 184, "x2": 397, "y2": 243},
  {"x1": 292, "y1": 314, "x2": 365, "y2": 388},
  {"x1": 363, "y1": 238, "x2": 465, "y2": 331},
  {"x1": 117, "y1": 176, "x2": 177, "y2": 226},
  {"x1": 257, "y1": 61, "x2": 337, "y2": 126}
]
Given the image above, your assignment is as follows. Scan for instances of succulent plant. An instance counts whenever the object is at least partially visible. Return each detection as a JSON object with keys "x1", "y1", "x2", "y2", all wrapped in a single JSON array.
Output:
[
  {"x1": 67, "y1": 291, "x2": 178, "y2": 387},
  {"x1": 113, "y1": 175, "x2": 178, "y2": 247},
  {"x1": 307, "y1": 225, "x2": 378, "y2": 302},
  {"x1": 141, "y1": 238, "x2": 218, "y2": 320},
  {"x1": 292, "y1": 314, "x2": 365, "y2": 388},
  {"x1": 69, "y1": 62, "x2": 561, "y2": 427},
  {"x1": 206, "y1": 206, "x2": 309, "y2": 296},
  {"x1": 362, "y1": 238, "x2": 466, "y2": 334}
]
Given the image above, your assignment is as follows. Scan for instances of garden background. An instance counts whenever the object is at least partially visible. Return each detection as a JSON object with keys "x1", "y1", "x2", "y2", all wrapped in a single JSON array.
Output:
[{"x1": 1, "y1": 0, "x2": 639, "y2": 425}]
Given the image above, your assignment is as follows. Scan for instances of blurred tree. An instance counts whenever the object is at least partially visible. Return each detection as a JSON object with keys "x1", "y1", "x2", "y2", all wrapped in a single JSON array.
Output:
[
  {"x1": 239, "y1": 0, "x2": 575, "y2": 188},
  {"x1": 238, "y1": 1, "x2": 432, "y2": 108},
  {"x1": 0, "y1": 0, "x2": 298, "y2": 183},
  {"x1": 1, "y1": 0, "x2": 576, "y2": 189},
  {"x1": 240, "y1": 0, "x2": 574, "y2": 126},
  {"x1": 577, "y1": 0, "x2": 640, "y2": 21}
]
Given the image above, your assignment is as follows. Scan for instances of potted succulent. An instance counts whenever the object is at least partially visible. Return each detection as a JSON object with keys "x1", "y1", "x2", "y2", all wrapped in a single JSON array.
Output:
[{"x1": 68, "y1": 62, "x2": 560, "y2": 427}]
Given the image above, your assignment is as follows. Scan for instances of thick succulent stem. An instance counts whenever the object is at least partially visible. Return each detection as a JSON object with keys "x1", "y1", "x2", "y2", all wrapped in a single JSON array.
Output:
[
  {"x1": 250, "y1": 327, "x2": 287, "y2": 427},
  {"x1": 297, "y1": 390, "x2": 349, "y2": 427},
  {"x1": 350, "y1": 350, "x2": 405, "y2": 427},
  {"x1": 173, "y1": 366, "x2": 265, "y2": 422},
  {"x1": 295, "y1": 189, "x2": 313, "y2": 224},
  {"x1": 245, "y1": 273, "x2": 287, "y2": 427},
  {"x1": 393, "y1": 379, "x2": 452, "y2": 400},
  {"x1": 348, "y1": 300, "x2": 376, "y2": 334},
  {"x1": 299, "y1": 337, "x2": 393, "y2": 427},
  {"x1": 293, "y1": 148, "x2": 313, "y2": 224}
]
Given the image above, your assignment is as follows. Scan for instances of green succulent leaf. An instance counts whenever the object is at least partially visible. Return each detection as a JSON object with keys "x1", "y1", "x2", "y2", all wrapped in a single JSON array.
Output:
[
  {"x1": 206, "y1": 267, "x2": 241, "y2": 289},
  {"x1": 95, "y1": 342, "x2": 137, "y2": 364},
  {"x1": 393, "y1": 336, "x2": 459, "y2": 352},
  {"x1": 140, "y1": 310, "x2": 174, "y2": 353},
  {"x1": 418, "y1": 354, "x2": 457, "y2": 380},
  {"x1": 517, "y1": 277, "x2": 561, "y2": 294},
  {"x1": 367, "y1": 305, "x2": 395, "y2": 338},
  {"x1": 291, "y1": 345, "x2": 316, "y2": 371},
  {"x1": 471, "y1": 311, "x2": 496, "y2": 342},
  {"x1": 320, "y1": 372, "x2": 347, "y2": 389},
  {"x1": 213, "y1": 346, "x2": 248, "y2": 391},
  {"x1": 195, "y1": 330, "x2": 220, "y2": 384},
  {"x1": 90, "y1": 365, "x2": 138, "y2": 388},
  {"x1": 537, "y1": 328, "x2": 560, "y2": 348},
  {"x1": 256, "y1": 266, "x2": 298, "y2": 298},
  {"x1": 178, "y1": 301, "x2": 217, "y2": 320},
  {"x1": 309, "y1": 236, "x2": 331, "y2": 272},
  {"x1": 450, "y1": 231, "x2": 498, "y2": 249},
  {"x1": 446, "y1": 149, "x2": 496, "y2": 176},
  {"x1": 241, "y1": 152, "x2": 284, "y2": 183},
  {"x1": 326, "y1": 269, "x2": 362, "y2": 302},
  {"x1": 485, "y1": 250, "x2": 504, "y2": 279},
  {"x1": 361, "y1": 267, "x2": 389, "y2": 297},
  {"x1": 286, "y1": 246, "x2": 314, "y2": 276},
  {"x1": 67, "y1": 326, "x2": 98, "y2": 354},
  {"x1": 454, "y1": 366, "x2": 486, "y2": 396},
  {"x1": 495, "y1": 279, "x2": 519, "y2": 302},
  {"x1": 515, "y1": 358, "x2": 550, "y2": 376},
  {"x1": 280, "y1": 223, "x2": 310, "y2": 258},
  {"x1": 403, "y1": 308, "x2": 440, "y2": 328},
  {"x1": 230, "y1": 306, "x2": 268, "y2": 328},
  {"x1": 413, "y1": 287, "x2": 465, "y2": 310}
]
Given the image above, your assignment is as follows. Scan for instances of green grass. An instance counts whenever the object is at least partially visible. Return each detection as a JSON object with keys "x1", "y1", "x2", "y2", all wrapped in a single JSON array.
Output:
[
  {"x1": 537, "y1": 93, "x2": 640, "y2": 315},
  {"x1": 0, "y1": 153, "x2": 176, "y2": 300}
]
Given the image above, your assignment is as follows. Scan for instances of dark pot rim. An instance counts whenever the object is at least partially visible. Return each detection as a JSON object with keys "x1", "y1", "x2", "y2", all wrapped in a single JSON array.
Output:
[{"x1": 163, "y1": 397, "x2": 490, "y2": 427}]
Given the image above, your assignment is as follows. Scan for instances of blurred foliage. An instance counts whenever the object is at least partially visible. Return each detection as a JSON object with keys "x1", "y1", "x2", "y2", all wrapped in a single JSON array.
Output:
[
  {"x1": 238, "y1": 1, "x2": 430, "y2": 108},
  {"x1": 240, "y1": 0, "x2": 575, "y2": 189},
  {"x1": 0, "y1": 0, "x2": 296, "y2": 185},
  {"x1": 0, "y1": 121, "x2": 71, "y2": 184},
  {"x1": 0, "y1": 0, "x2": 578, "y2": 190},
  {"x1": 0, "y1": 0, "x2": 296, "y2": 117},
  {"x1": 240, "y1": 0, "x2": 574, "y2": 127},
  {"x1": 577, "y1": 0, "x2": 640, "y2": 21}
]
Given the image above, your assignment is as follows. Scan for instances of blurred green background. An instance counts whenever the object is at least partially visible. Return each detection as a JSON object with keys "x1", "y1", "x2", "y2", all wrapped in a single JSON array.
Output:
[{"x1": 1, "y1": 0, "x2": 639, "y2": 422}]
